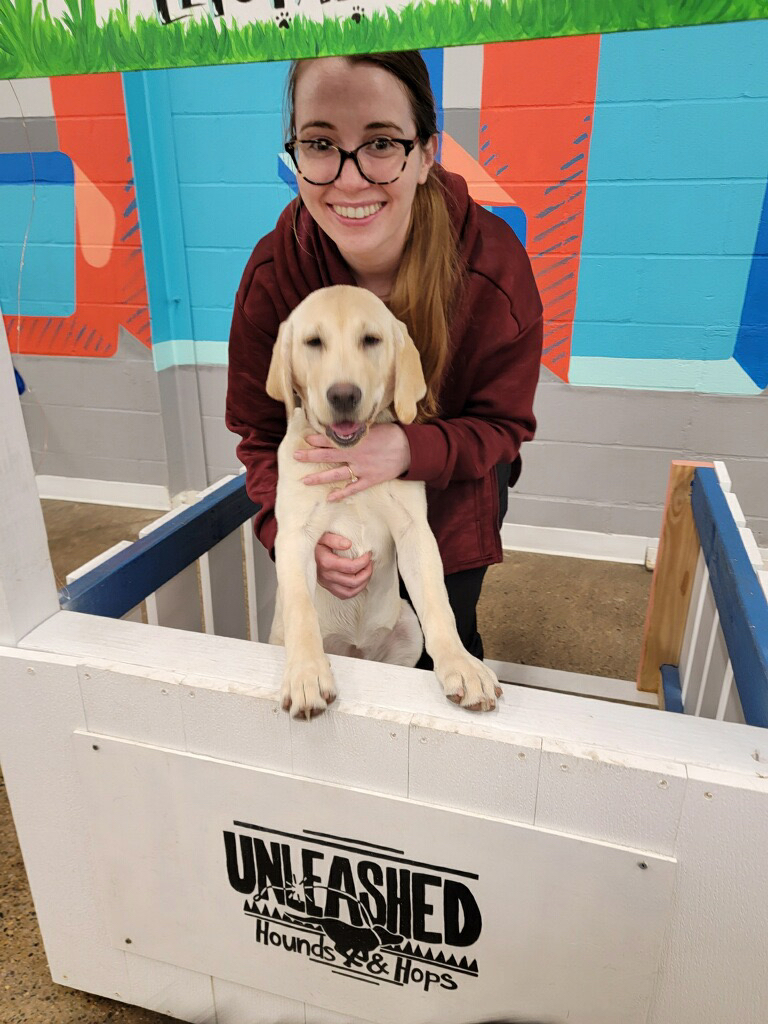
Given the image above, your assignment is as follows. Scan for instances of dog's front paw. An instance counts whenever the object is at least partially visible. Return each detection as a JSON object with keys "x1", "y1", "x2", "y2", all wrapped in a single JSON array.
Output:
[
  {"x1": 433, "y1": 652, "x2": 502, "y2": 712},
  {"x1": 281, "y1": 657, "x2": 337, "y2": 720}
]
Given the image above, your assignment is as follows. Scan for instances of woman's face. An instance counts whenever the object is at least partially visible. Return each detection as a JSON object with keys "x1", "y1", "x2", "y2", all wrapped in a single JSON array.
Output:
[{"x1": 292, "y1": 58, "x2": 436, "y2": 280}]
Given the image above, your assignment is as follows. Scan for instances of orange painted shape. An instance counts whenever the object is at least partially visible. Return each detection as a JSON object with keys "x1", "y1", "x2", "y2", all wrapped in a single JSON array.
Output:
[
  {"x1": 441, "y1": 133, "x2": 521, "y2": 207},
  {"x1": 4, "y1": 73, "x2": 151, "y2": 358},
  {"x1": 481, "y1": 35, "x2": 601, "y2": 382}
]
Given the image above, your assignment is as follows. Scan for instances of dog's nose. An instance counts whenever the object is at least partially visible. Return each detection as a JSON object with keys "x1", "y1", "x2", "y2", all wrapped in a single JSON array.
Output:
[{"x1": 327, "y1": 383, "x2": 362, "y2": 416}]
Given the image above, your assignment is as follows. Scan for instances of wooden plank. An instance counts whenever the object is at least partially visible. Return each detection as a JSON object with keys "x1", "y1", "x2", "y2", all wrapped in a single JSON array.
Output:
[
  {"x1": 243, "y1": 520, "x2": 277, "y2": 644},
  {"x1": 145, "y1": 564, "x2": 203, "y2": 633},
  {"x1": 682, "y1": 579, "x2": 717, "y2": 712},
  {"x1": 19, "y1": 611, "x2": 768, "y2": 781},
  {"x1": 0, "y1": 310, "x2": 60, "y2": 644},
  {"x1": 58, "y1": 475, "x2": 259, "y2": 619},
  {"x1": 695, "y1": 619, "x2": 730, "y2": 720},
  {"x1": 486, "y1": 658, "x2": 658, "y2": 707},
  {"x1": 199, "y1": 530, "x2": 249, "y2": 640},
  {"x1": 647, "y1": 768, "x2": 768, "y2": 1024},
  {"x1": 678, "y1": 550, "x2": 707, "y2": 701},
  {"x1": 637, "y1": 461, "x2": 712, "y2": 693},
  {"x1": 691, "y1": 467, "x2": 768, "y2": 728}
]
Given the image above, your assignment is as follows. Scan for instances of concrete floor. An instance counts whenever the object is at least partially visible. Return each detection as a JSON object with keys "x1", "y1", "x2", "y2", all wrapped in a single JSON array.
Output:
[{"x1": 0, "y1": 501, "x2": 652, "y2": 1023}]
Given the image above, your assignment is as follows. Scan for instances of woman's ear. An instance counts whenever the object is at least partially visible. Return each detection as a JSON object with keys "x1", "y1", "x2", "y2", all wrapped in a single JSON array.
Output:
[
  {"x1": 393, "y1": 319, "x2": 427, "y2": 424},
  {"x1": 266, "y1": 320, "x2": 296, "y2": 415},
  {"x1": 417, "y1": 135, "x2": 438, "y2": 185}
]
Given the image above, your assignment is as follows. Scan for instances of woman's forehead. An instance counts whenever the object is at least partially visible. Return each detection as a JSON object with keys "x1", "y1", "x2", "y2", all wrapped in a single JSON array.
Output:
[{"x1": 294, "y1": 59, "x2": 413, "y2": 133}]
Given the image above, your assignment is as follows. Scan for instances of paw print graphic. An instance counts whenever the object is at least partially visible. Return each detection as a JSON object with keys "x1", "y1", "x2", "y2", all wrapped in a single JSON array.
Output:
[
  {"x1": 350, "y1": 4, "x2": 365, "y2": 21},
  {"x1": 275, "y1": 10, "x2": 291, "y2": 27}
]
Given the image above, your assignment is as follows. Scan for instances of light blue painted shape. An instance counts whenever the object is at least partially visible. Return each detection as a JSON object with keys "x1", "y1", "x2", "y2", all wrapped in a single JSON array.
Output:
[
  {"x1": 573, "y1": 21, "x2": 768, "y2": 377},
  {"x1": 592, "y1": 21, "x2": 768, "y2": 101},
  {"x1": 185, "y1": 248, "x2": 255, "y2": 310},
  {"x1": 167, "y1": 60, "x2": 289, "y2": 115},
  {"x1": 0, "y1": 151, "x2": 75, "y2": 317},
  {"x1": 127, "y1": 61, "x2": 293, "y2": 352},
  {"x1": 191, "y1": 306, "x2": 236, "y2": 342},
  {"x1": 179, "y1": 184, "x2": 293, "y2": 248},
  {"x1": 570, "y1": 356, "x2": 762, "y2": 394}
]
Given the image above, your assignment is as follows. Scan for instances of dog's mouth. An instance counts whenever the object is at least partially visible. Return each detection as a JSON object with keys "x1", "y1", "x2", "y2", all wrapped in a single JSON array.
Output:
[{"x1": 325, "y1": 421, "x2": 368, "y2": 448}]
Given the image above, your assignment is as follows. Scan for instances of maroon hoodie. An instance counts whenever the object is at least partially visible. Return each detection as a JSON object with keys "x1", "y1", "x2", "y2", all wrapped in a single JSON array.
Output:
[{"x1": 225, "y1": 169, "x2": 543, "y2": 575}]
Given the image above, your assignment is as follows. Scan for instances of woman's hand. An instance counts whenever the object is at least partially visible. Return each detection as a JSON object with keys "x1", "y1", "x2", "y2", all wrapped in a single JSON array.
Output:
[
  {"x1": 294, "y1": 423, "x2": 411, "y2": 502},
  {"x1": 315, "y1": 533, "x2": 373, "y2": 600}
]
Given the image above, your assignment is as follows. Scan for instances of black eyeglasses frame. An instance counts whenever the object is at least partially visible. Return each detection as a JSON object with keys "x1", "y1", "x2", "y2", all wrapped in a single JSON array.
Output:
[{"x1": 284, "y1": 137, "x2": 419, "y2": 186}]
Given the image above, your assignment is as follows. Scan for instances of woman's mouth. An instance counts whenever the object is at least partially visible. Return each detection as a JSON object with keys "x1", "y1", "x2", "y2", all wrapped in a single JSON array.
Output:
[
  {"x1": 329, "y1": 202, "x2": 384, "y2": 223},
  {"x1": 325, "y1": 421, "x2": 368, "y2": 447}
]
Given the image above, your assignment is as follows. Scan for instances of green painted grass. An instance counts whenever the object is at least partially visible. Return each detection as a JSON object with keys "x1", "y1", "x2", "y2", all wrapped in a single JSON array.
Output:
[{"x1": 1, "y1": 0, "x2": 766, "y2": 80}]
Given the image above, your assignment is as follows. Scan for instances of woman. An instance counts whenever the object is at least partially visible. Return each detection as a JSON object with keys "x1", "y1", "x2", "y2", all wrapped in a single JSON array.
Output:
[{"x1": 226, "y1": 51, "x2": 542, "y2": 666}]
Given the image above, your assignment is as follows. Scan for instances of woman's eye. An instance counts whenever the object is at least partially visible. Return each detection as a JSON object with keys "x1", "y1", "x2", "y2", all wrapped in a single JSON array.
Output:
[
  {"x1": 368, "y1": 137, "x2": 395, "y2": 152},
  {"x1": 305, "y1": 337, "x2": 323, "y2": 348},
  {"x1": 303, "y1": 139, "x2": 333, "y2": 152},
  {"x1": 363, "y1": 335, "x2": 382, "y2": 347}
]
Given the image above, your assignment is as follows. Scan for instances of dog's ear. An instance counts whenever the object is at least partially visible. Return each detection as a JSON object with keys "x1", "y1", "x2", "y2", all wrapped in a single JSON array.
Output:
[
  {"x1": 266, "y1": 319, "x2": 296, "y2": 415},
  {"x1": 393, "y1": 319, "x2": 427, "y2": 424}
]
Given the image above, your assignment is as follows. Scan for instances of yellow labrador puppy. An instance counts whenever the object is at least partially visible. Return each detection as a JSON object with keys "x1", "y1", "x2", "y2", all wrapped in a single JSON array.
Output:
[{"x1": 266, "y1": 285, "x2": 501, "y2": 719}]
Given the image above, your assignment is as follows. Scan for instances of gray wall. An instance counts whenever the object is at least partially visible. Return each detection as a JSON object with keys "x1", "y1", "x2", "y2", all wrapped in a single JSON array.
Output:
[
  {"x1": 17, "y1": 327, "x2": 168, "y2": 489},
  {"x1": 198, "y1": 366, "x2": 768, "y2": 546},
  {"x1": 511, "y1": 380, "x2": 768, "y2": 544}
]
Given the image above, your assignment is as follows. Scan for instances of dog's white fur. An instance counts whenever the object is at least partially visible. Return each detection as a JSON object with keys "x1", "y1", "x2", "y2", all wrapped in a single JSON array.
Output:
[{"x1": 267, "y1": 285, "x2": 501, "y2": 719}]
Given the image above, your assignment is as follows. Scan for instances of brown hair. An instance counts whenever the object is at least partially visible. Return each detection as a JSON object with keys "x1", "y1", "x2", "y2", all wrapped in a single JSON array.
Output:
[{"x1": 285, "y1": 52, "x2": 464, "y2": 419}]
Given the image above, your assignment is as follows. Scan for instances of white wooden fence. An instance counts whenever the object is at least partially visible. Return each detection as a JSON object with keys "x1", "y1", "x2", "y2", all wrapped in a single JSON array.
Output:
[{"x1": 2, "y1": 313, "x2": 768, "y2": 1023}]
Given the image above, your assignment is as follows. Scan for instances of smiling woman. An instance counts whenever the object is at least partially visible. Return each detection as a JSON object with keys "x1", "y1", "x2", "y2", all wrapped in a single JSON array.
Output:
[{"x1": 225, "y1": 50, "x2": 543, "y2": 665}]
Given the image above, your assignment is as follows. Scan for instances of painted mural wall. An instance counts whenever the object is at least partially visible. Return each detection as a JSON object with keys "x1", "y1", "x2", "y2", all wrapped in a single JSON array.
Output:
[
  {"x1": 121, "y1": 21, "x2": 766, "y2": 394},
  {"x1": 2, "y1": 18, "x2": 766, "y2": 529}
]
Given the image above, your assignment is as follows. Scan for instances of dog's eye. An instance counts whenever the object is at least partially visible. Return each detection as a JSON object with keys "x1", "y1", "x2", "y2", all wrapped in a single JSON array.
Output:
[
  {"x1": 362, "y1": 335, "x2": 381, "y2": 347},
  {"x1": 305, "y1": 337, "x2": 323, "y2": 349}
]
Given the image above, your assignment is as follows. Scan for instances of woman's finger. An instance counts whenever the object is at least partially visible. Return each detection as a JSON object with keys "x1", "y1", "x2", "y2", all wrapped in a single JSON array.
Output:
[
  {"x1": 318, "y1": 552, "x2": 372, "y2": 575},
  {"x1": 302, "y1": 466, "x2": 359, "y2": 487},
  {"x1": 295, "y1": 446, "x2": 348, "y2": 464}
]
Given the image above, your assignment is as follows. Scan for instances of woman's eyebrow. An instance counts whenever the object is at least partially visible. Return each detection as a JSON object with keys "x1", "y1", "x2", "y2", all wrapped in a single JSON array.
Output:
[
  {"x1": 297, "y1": 120, "x2": 405, "y2": 134},
  {"x1": 366, "y1": 121, "x2": 404, "y2": 133},
  {"x1": 298, "y1": 120, "x2": 336, "y2": 132}
]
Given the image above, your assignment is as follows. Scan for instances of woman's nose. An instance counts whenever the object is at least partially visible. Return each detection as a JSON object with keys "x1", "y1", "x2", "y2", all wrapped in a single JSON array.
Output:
[{"x1": 337, "y1": 154, "x2": 368, "y2": 189}]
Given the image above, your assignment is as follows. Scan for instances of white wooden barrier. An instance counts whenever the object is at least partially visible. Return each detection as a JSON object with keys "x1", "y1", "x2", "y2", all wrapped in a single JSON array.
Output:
[{"x1": 3, "y1": 315, "x2": 768, "y2": 1024}]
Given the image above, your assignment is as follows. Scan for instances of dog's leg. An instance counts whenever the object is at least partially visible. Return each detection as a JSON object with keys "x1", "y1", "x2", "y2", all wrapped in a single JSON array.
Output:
[
  {"x1": 273, "y1": 530, "x2": 337, "y2": 719},
  {"x1": 389, "y1": 503, "x2": 501, "y2": 712}
]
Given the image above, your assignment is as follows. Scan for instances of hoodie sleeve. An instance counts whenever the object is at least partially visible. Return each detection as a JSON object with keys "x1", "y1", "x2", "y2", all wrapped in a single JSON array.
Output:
[
  {"x1": 400, "y1": 264, "x2": 543, "y2": 491},
  {"x1": 225, "y1": 275, "x2": 285, "y2": 555}
]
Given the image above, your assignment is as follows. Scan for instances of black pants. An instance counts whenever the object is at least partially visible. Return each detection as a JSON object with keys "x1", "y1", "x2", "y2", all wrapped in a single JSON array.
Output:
[{"x1": 402, "y1": 457, "x2": 520, "y2": 670}]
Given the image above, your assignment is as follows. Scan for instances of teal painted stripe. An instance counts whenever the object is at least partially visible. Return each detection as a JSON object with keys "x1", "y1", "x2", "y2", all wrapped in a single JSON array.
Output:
[
  {"x1": 569, "y1": 356, "x2": 763, "y2": 394},
  {"x1": 153, "y1": 339, "x2": 228, "y2": 371},
  {"x1": 122, "y1": 70, "x2": 192, "y2": 345}
]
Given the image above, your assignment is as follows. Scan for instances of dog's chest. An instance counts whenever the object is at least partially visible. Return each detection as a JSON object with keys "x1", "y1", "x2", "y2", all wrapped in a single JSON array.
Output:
[{"x1": 321, "y1": 491, "x2": 394, "y2": 561}]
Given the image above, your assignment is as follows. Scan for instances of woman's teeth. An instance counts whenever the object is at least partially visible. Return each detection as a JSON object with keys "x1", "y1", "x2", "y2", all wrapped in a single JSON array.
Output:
[{"x1": 332, "y1": 203, "x2": 383, "y2": 220}]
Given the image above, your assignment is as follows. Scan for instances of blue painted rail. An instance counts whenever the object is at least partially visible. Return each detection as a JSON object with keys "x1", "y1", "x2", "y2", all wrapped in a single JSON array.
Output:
[
  {"x1": 58, "y1": 475, "x2": 260, "y2": 621},
  {"x1": 687, "y1": 467, "x2": 768, "y2": 727}
]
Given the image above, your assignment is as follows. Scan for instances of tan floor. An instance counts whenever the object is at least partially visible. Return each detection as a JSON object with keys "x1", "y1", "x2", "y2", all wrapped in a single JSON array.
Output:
[{"x1": 0, "y1": 502, "x2": 652, "y2": 1022}]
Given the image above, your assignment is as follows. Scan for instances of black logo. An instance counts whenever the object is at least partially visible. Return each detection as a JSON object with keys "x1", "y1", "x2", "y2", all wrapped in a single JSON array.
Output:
[{"x1": 224, "y1": 823, "x2": 482, "y2": 991}]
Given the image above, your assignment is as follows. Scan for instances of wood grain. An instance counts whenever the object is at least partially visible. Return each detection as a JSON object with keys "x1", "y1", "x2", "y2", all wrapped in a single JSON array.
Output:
[{"x1": 637, "y1": 461, "x2": 712, "y2": 696}]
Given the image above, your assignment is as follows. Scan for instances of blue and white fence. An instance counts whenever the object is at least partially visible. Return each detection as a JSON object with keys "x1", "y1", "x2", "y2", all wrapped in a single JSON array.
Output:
[{"x1": 658, "y1": 465, "x2": 768, "y2": 727}]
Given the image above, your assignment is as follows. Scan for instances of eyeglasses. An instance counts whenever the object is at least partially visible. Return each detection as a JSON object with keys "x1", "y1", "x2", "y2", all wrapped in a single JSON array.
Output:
[{"x1": 284, "y1": 137, "x2": 418, "y2": 186}]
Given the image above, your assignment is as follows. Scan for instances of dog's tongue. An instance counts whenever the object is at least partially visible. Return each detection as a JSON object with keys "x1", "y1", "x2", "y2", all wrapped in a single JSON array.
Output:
[{"x1": 333, "y1": 421, "x2": 361, "y2": 438}]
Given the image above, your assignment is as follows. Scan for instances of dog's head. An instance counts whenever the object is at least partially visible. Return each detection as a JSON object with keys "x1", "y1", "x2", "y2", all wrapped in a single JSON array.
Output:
[{"x1": 266, "y1": 285, "x2": 426, "y2": 447}]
